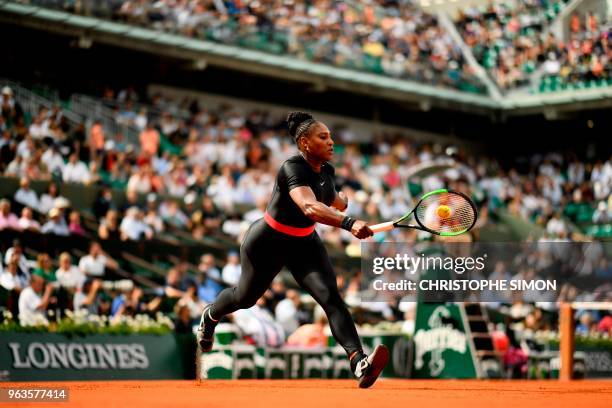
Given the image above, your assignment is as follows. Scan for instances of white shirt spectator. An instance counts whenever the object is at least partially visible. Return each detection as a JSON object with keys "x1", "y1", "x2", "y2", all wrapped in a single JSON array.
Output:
[
  {"x1": 79, "y1": 254, "x2": 107, "y2": 277},
  {"x1": 233, "y1": 304, "x2": 285, "y2": 347},
  {"x1": 120, "y1": 211, "x2": 153, "y2": 241},
  {"x1": 5, "y1": 158, "x2": 25, "y2": 177},
  {"x1": 18, "y1": 287, "x2": 47, "y2": 326},
  {"x1": 222, "y1": 263, "x2": 242, "y2": 286},
  {"x1": 14, "y1": 188, "x2": 39, "y2": 211},
  {"x1": 41, "y1": 149, "x2": 65, "y2": 174},
  {"x1": 63, "y1": 160, "x2": 90, "y2": 183},
  {"x1": 16, "y1": 138, "x2": 34, "y2": 159},
  {"x1": 0, "y1": 269, "x2": 29, "y2": 291},
  {"x1": 56, "y1": 265, "x2": 85, "y2": 289},
  {"x1": 38, "y1": 194, "x2": 67, "y2": 216},
  {"x1": 28, "y1": 120, "x2": 49, "y2": 140},
  {"x1": 18, "y1": 215, "x2": 41, "y2": 231},
  {"x1": 3, "y1": 249, "x2": 30, "y2": 274},
  {"x1": 243, "y1": 206, "x2": 265, "y2": 224},
  {"x1": 275, "y1": 298, "x2": 299, "y2": 335},
  {"x1": 127, "y1": 173, "x2": 152, "y2": 194},
  {"x1": 543, "y1": 58, "x2": 560, "y2": 75},
  {"x1": 546, "y1": 217, "x2": 567, "y2": 237},
  {"x1": 41, "y1": 218, "x2": 70, "y2": 236}
]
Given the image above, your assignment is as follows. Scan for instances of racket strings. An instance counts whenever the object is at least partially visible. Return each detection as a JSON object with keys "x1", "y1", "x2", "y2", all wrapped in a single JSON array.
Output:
[{"x1": 416, "y1": 193, "x2": 476, "y2": 234}]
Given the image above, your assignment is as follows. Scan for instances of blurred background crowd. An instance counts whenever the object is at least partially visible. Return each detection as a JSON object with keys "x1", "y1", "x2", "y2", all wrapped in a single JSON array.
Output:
[
  {"x1": 18, "y1": 0, "x2": 612, "y2": 94},
  {"x1": 1, "y1": 81, "x2": 610, "y2": 347}
]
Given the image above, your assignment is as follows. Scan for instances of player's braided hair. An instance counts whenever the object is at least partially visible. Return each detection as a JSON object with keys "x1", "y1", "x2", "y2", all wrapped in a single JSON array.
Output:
[{"x1": 286, "y1": 111, "x2": 316, "y2": 142}]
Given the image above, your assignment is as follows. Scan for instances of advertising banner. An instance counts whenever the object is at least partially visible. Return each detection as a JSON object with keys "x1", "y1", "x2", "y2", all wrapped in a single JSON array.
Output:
[{"x1": 0, "y1": 333, "x2": 194, "y2": 381}]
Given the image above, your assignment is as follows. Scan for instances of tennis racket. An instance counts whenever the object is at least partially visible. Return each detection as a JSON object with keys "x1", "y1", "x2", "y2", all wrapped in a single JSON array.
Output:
[{"x1": 369, "y1": 189, "x2": 477, "y2": 236}]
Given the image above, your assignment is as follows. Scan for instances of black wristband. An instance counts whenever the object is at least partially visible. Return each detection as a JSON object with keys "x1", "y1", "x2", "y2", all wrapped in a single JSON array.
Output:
[{"x1": 341, "y1": 216, "x2": 356, "y2": 231}]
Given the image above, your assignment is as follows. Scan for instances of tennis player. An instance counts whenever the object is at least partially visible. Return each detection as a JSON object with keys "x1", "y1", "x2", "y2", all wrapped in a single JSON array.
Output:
[{"x1": 197, "y1": 111, "x2": 388, "y2": 388}]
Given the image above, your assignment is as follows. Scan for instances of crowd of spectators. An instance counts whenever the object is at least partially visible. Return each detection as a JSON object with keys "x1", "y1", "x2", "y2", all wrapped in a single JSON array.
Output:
[
  {"x1": 2, "y1": 80, "x2": 611, "y2": 245},
  {"x1": 455, "y1": 1, "x2": 611, "y2": 90},
  {"x1": 539, "y1": 11, "x2": 611, "y2": 90},
  {"x1": 1, "y1": 80, "x2": 611, "y2": 351},
  {"x1": 16, "y1": 1, "x2": 612, "y2": 93},
  {"x1": 22, "y1": 0, "x2": 485, "y2": 92},
  {"x1": 455, "y1": 0, "x2": 569, "y2": 89}
]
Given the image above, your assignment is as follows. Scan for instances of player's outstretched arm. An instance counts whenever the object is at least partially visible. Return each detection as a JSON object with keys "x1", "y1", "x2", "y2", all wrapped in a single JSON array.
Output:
[{"x1": 289, "y1": 187, "x2": 372, "y2": 239}]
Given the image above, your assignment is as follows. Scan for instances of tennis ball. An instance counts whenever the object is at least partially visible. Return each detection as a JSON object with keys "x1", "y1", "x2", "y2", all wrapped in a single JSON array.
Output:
[{"x1": 436, "y1": 205, "x2": 452, "y2": 219}]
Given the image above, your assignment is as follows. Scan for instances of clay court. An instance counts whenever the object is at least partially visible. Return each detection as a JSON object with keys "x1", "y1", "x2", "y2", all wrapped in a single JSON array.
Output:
[{"x1": 2, "y1": 380, "x2": 611, "y2": 408}]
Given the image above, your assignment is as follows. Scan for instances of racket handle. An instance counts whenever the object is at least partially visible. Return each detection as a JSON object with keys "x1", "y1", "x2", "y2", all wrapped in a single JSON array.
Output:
[{"x1": 369, "y1": 221, "x2": 395, "y2": 233}]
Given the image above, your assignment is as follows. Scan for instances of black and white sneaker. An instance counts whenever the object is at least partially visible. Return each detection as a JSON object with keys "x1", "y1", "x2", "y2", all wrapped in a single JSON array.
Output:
[
  {"x1": 196, "y1": 306, "x2": 218, "y2": 353},
  {"x1": 352, "y1": 345, "x2": 389, "y2": 389}
]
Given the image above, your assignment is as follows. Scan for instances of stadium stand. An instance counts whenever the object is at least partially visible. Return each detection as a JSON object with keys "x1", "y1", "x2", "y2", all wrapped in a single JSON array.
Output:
[
  {"x1": 1, "y1": 78, "x2": 610, "y2": 335},
  {"x1": 0, "y1": 0, "x2": 610, "y2": 382},
  {"x1": 17, "y1": 0, "x2": 487, "y2": 93}
]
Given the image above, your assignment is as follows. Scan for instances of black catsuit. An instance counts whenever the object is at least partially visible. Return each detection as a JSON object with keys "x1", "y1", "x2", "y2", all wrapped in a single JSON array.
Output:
[{"x1": 210, "y1": 154, "x2": 362, "y2": 356}]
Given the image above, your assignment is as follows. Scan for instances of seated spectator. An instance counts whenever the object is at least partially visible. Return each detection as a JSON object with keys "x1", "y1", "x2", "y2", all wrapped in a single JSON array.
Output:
[
  {"x1": 17, "y1": 135, "x2": 35, "y2": 159},
  {"x1": 120, "y1": 189, "x2": 143, "y2": 214},
  {"x1": 119, "y1": 207, "x2": 153, "y2": 240},
  {"x1": 221, "y1": 251, "x2": 241, "y2": 286},
  {"x1": 79, "y1": 241, "x2": 118, "y2": 279},
  {"x1": 38, "y1": 182, "x2": 64, "y2": 216},
  {"x1": 112, "y1": 283, "x2": 160, "y2": 319},
  {"x1": 28, "y1": 111, "x2": 49, "y2": 140},
  {"x1": 127, "y1": 165, "x2": 153, "y2": 194},
  {"x1": 139, "y1": 122, "x2": 160, "y2": 157},
  {"x1": 593, "y1": 201, "x2": 611, "y2": 224},
  {"x1": 0, "y1": 199, "x2": 20, "y2": 231},
  {"x1": 41, "y1": 207, "x2": 70, "y2": 236},
  {"x1": 92, "y1": 186, "x2": 115, "y2": 219},
  {"x1": 275, "y1": 289, "x2": 302, "y2": 335},
  {"x1": 14, "y1": 176, "x2": 39, "y2": 211},
  {"x1": 89, "y1": 119, "x2": 105, "y2": 159},
  {"x1": 32, "y1": 252, "x2": 56, "y2": 283},
  {"x1": 55, "y1": 252, "x2": 85, "y2": 290},
  {"x1": 73, "y1": 278, "x2": 103, "y2": 314},
  {"x1": 98, "y1": 209, "x2": 121, "y2": 241},
  {"x1": 287, "y1": 313, "x2": 328, "y2": 348},
  {"x1": 0, "y1": 256, "x2": 29, "y2": 293},
  {"x1": 5, "y1": 155, "x2": 25, "y2": 178},
  {"x1": 62, "y1": 153, "x2": 90, "y2": 183},
  {"x1": 233, "y1": 297, "x2": 285, "y2": 347},
  {"x1": 164, "y1": 268, "x2": 190, "y2": 299},
  {"x1": 174, "y1": 303, "x2": 193, "y2": 333},
  {"x1": 176, "y1": 280, "x2": 205, "y2": 320},
  {"x1": 18, "y1": 207, "x2": 41, "y2": 231},
  {"x1": 18, "y1": 270, "x2": 53, "y2": 326},
  {"x1": 144, "y1": 208, "x2": 164, "y2": 233},
  {"x1": 598, "y1": 315, "x2": 612, "y2": 335},
  {"x1": 68, "y1": 210, "x2": 86, "y2": 236},
  {"x1": 3, "y1": 240, "x2": 30, "y2": 275},
  {"x1": 197, "y1": 254, "x2": 224, "y2": 303},
  {"x1": 41, "y1": 143, "x2": 64, "y2": 177},
  {"x1": 159, "y1": 199, "x2": 190, "y2": 230},
  {"x1": 575, "y1": 311, "x2": 597, "y2": 335}
]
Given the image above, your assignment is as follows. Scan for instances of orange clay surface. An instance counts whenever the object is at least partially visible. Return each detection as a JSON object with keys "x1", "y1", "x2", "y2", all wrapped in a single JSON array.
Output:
[{"x1": 1, "y1": 379, "x2": 611, "y2": 408}]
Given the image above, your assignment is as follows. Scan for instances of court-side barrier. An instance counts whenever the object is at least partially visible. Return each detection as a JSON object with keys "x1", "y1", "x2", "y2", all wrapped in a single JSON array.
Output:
[
  {"x1": 199, "y1": 325, "x2": 413, "y2": 380},
  {"x1": 0, "y1": 332, "x2": 196, "y2": 381}
]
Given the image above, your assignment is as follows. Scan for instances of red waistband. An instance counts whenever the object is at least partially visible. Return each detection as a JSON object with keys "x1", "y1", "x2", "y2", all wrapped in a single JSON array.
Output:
[{"x1": 264, "y1": 212, "x2": 315, "y2": 237}]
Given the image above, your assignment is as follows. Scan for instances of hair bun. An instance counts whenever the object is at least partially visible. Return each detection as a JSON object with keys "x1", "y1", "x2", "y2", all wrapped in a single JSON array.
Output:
[{"x1": 286, "y1": 111, "x2": 314, "y2": 138}]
